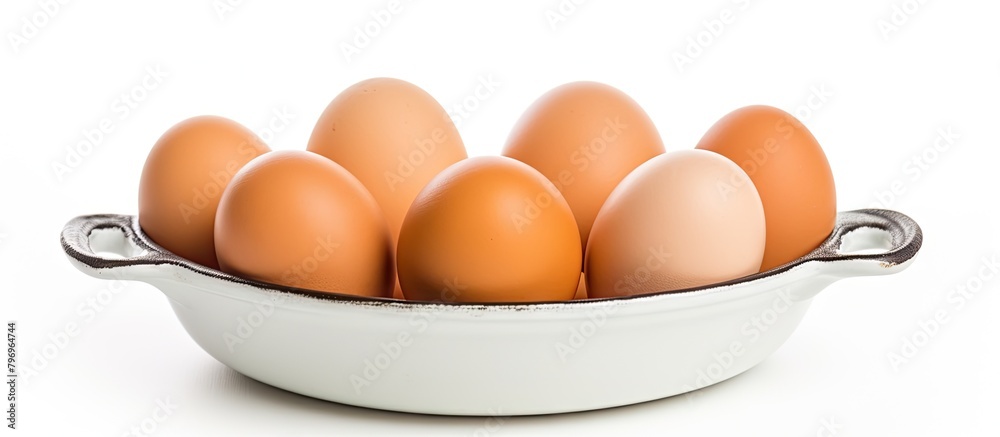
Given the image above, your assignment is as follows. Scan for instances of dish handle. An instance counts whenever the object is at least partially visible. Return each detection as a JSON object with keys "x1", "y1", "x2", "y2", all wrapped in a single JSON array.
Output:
[
  {"x1": 796, "y1": 208, "x2": 923, "y2": 278},
  {"x1": 61, "y1": 214, "x2": 182, "y2": 281}
]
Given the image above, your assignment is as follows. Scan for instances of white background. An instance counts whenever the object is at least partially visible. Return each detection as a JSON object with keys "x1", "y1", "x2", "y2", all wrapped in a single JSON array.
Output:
[{"x1": 2, "y1": 0, "x2": 999, "y2": 435}]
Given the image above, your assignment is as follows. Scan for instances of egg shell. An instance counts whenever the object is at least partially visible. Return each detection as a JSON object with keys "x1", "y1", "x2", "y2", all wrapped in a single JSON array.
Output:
[
  {"x1": 397, "y1": 156, "x2": 581, "y2": 303},
  {"x1": 696, "y1": 105, "x2": 836, "y2": 271},
  {"x1": 138, "y1": 115, "x2": 269, "y2": 269},
  {"x1": 585, "y1": 150, "x2": 766, "y2": 298},
  {"x1": 307, "y1": 78, "x2": 467, "y2": 298},
  {"x1": 503, "y1": 81, "x2": 665, "y2": 249},
  {"x1": 214, "y1": 150, "x2": 394, "y2": 297}
]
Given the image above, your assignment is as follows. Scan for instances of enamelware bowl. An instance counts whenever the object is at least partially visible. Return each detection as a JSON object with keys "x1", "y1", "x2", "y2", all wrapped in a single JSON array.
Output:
[{"x1": 61, "y1": 208, "x2": 921, "y2": 416}]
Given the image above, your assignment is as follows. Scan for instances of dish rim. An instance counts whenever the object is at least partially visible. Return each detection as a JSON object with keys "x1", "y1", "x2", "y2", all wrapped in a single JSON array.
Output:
[{"x1": 61, "y1": 208, "x2": 922, "y2": 309}]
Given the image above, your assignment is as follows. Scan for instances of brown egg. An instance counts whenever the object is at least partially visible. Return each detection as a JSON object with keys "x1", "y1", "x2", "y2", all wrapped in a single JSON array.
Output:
[
  {"x1": 586, "y1": 150, "x2": 766, "y2": 298},
  {"x1": 307, "y1": 78, "x2": 467, "y2": 299},
  {"x1": 696, "y1": 105, "x2": 836, "y2": 271},
  {"x1": 138, "y1": 116, "x2": 269, "y2": 269},
  {"x1": 214, "y1": 150, "x2": 394, "y2": 297},
  {"x1": 396, "y1": 156, "x2": 581, "y2": 303},
  {"x1": 502, "y1": 81, "x2": 665, "y2": 250}
]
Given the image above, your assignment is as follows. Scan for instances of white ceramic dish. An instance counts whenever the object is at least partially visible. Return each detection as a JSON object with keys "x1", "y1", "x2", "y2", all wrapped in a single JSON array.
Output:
[{"x1": 61, "y1": 208, "x2": 921, "y2": 416}]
